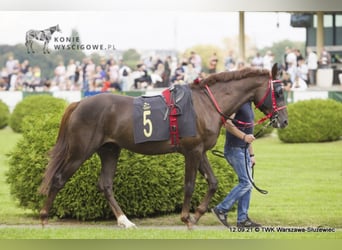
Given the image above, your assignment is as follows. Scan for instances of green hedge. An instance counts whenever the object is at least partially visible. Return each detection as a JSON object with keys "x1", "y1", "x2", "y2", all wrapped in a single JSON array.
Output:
[
  {"x1": 278, "y1": 99, "x2": 342, "y2": 143},
  {"x1": 6, "y1": 99, "x2": 235, "y2": 220},
  {"x1": 9, "y1": 95, "x2": 67, "y2": 133},
  {"x1": 0, "y1": 100, "x2": 10, "y2": 129}
]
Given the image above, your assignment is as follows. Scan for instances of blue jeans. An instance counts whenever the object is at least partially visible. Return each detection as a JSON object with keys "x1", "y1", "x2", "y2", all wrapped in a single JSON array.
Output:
[{"x1": 216, "y1": 147, "x2": 253, "y2": 223}]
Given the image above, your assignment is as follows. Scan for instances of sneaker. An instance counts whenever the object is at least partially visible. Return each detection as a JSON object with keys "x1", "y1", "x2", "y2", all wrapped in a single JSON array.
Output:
[
  {"x1": 237, "y1": 217, "x2": 261, "y2": 228},
  {"x1": 211, "y1": 207, "x2": 230, "y2": 228}
]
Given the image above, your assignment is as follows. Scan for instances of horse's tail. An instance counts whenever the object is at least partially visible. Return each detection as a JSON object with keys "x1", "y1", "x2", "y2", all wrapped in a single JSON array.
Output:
[{"x1": 39, "y1": 101, "x2": 80, "y2": 195}]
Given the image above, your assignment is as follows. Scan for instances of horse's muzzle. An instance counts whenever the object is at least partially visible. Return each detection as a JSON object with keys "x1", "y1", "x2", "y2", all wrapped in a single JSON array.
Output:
[{"x1": 271, "y1": 113, "x2": 288, "y2": 128}]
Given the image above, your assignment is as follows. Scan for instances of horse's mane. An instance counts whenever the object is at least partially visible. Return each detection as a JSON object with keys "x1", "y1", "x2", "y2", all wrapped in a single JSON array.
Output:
[{"x1": 193, "y1": 67, "x2": 270, "y2": 88}]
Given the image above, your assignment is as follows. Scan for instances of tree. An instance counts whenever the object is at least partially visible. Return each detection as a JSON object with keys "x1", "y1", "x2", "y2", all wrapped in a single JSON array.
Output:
[
  {"x1": 222, "y1": 35, "x2": 259, "y2": 64},
  {"x1": 182, "y1": 44, "x2": 225, "y2": 73},
  {"x1": 122, "y1": 48, "x2": 141, "y2": 70},
  {"x1": 258, "y1": 40, "x2": 305, "y2": 67},
  {"x1": 55, "y1": 28, "x2": 86, "y2": 66}
]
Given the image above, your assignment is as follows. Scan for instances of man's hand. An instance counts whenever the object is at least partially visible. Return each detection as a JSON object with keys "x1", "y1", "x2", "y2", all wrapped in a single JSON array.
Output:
[{"x1": 243, "y1": 134, "x2": 255, "y2": 144}]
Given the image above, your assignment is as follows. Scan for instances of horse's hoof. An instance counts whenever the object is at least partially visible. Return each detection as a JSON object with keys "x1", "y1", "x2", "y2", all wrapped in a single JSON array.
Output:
[
  {"x1": 186, "y1": 221, "x2": 196, "y2": 230},
  {"x1": 41, "y1": 218, "x2": 48, "y2": 228},
  {"x1": 40, "y1": 209, "x2": 48, "y2": 228},
  {"x1": 189, "y1": 214, "x2": 197, "y2": 224},
  {"x1": 117, "y1": 215, "x2": 137, "y2": 229}
]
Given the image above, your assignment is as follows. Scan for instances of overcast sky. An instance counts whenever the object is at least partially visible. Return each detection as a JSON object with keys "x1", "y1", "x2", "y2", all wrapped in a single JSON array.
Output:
[{"x1": 0, "y1": 11, "x2": 305, "y2": 52}]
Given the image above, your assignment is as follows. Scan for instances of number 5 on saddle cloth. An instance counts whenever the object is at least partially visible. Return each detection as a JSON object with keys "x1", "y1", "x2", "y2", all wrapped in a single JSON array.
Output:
[{"x1": 133, "y1": 85, "x2": 197, "y2": 145}]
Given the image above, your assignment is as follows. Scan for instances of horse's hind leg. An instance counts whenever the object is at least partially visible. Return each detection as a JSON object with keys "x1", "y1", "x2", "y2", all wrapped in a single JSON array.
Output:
[
  {"x1": 44, "y1": 40, "x2": 50, "y2": 54},
  {"x1": 29, "y1": 41, "x2": 35, "y2": 53},
  {"x1": 181, "y1": 151, "x2": 201, "y2": 229},
  {"x1": 97, "y1": 143, "x2": 136, "y2": 228},
  {"x1": 40, "y1": 155, "x2": 88, "y2": 226},
  {"x1": 193, "y1": 153, "x2": 218, "y2": 223}
]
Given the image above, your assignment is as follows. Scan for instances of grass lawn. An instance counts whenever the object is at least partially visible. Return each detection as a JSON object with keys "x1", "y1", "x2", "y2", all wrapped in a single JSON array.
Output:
[{"x1": 0, "y1": 127, "x2": 341, "y2": 239}]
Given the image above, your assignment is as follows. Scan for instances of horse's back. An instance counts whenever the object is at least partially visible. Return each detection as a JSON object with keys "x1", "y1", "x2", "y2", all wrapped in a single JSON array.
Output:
[{"x1": 69, "y1": 93, "x2": 133, "y2": 133}]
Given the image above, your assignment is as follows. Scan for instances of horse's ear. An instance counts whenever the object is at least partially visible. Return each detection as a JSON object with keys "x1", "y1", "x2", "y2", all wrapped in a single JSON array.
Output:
[{"x1": 271, "y1": 63, "x2": 278, "y2": 79}]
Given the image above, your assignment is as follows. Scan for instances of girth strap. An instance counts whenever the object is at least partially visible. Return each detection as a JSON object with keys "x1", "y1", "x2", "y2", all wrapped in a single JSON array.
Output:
[{"x1": 162, "y1": 87, "x2": 180, "y2": 146}]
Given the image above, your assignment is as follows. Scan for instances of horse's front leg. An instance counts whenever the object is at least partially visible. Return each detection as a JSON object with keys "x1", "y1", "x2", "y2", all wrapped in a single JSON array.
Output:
[
  {"x1": 29, "y1": 41, "x2": 35, "y2": 53},
  {"x1": 43, "y1": 40, "x2": 50, "y2": 54},
  {"x1": 193, "y1": 153, "x2": 218, "y2": 223},
  {"x1": 25, "y1": 40, "x2": 30, "y2": 53},
  {"x1": 181, "y1": 151, "x2": 200, "y2": 229}
]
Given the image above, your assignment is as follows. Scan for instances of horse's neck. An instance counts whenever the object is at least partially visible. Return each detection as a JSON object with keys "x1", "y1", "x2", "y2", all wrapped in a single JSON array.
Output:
[{"x1": 212, "y1": 77, "x2": 264, "y2": 116}]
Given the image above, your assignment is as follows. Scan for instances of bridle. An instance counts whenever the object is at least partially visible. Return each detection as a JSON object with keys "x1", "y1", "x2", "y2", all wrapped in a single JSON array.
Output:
[
  {"x1": 254, "y1": 77, "x2": 287, "y2": 126},
  {"x1": 203, "y1": 76, "x2": 287, "y2": 127}
]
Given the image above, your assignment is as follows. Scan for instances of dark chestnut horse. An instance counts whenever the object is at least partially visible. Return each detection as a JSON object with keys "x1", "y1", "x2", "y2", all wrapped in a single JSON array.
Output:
[{"x1": 39, "y1": 64, "x2": 288, "y2": 229}]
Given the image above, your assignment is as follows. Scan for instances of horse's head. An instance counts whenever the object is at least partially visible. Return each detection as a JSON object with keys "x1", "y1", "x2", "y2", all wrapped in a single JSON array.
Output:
[
  {"x1": 254, "y1": 63, "x2": 288, "y2": 128},
  {"x1": 52, "y1": 24, "x2": 62, "y2": 33}
]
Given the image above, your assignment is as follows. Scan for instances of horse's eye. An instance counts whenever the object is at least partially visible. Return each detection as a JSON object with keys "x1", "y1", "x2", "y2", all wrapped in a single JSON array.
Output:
[{"x1": 274, "y1": 85, "x2": 283, "y2": 97}]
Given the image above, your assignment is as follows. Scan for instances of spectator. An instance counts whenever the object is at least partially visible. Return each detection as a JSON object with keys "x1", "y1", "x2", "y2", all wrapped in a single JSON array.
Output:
[
  {"x1": 93, "y1": 65, "x2": 106, "y2": 90},
  {"x1": 0, "y1": 67, "x2": 8, "y2": 90},
  {"x1": 285, "y1": 47, "x2": 297, "y2": 70},
  {"x1": 294, "y1": 49, "x2": 303, "y2": 63},
  {"x1": 66, "y1": 59, "x2": 76, "y2": 89},
  {"x1": 151, "y1": 62, "x2": 164, "y2": 88},
  {"x1": 291, "y1": 58, "x2": 308, "y2": 91},
  {"x1": 22, "y1": 66, "x2": 34, "y2": 91},
  {"x1": 286, "y1": 48, "x2": 298, "y2": 84},
  {"x1": 171, "y1": 62, "x2": 185, "y2": 85},
  {"x1": 263, "y1": 50, "x2": 274, "y2": 71},
  {"x1": 296, "y1": 57, "x2": 309, "y2": 86},
  {"x1": 118, "y1": 60, "x2": 131, "y2": 91},
  {"x1": 318, "y1": 48, "x2": 331, "y2": 68},
  {"x1": 144, "y1": 56, "x2": 154, "y2": 73},
  {"x1": 5, "y1": 55, "x2": 19, "y2": 90},
  {"x1": 208, "y1": 52, "x2": 219, "y2": 74},
  {"x1": 107, "y1": 59, "x2": 120, "y2": 89},
  {"x1": 190, "y1": 51, "x2": 202, "y2": 74},
  {"x1": 224, "y1": 50, "x2": 235, "y2": 71},
  {"x1": 54, "y1": 61, "x2": 66, "y2": 89},
  {"x1": 134, "y1": 64, "x2": 152, "y2": 89},
  {"x1": 184, "y1": 63, "x2": 198, "y2": 84},
  {"x1": 82, "y1": 58, "x2": 89, "y2": 91},
  {"x1": 85, "y1": 59, "x2": 95, "y2": 90},
  {"x1": 251, "y1": 52, "x2": 263, "y2": 69},
  {"x1": 162, "y1": 56, "x2": 172, "y2": 87},
  {"x1": 20, "y1": 60, "x2": 30, "y2": 75},
  {"x1": 73, "y1": 61, "x2": 82, "y2": 90},
  {"x1": 306, "y1": 48, "x2": 318, "y2": 85}
]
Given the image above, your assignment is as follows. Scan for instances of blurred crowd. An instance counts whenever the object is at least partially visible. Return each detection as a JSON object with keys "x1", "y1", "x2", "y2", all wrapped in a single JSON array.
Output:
[{"x1": 0, "y1": 46, "x2": 336, "y2": 93}]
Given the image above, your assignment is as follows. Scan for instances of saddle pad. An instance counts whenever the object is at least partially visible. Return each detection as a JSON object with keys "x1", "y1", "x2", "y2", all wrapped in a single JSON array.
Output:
[
  {"x1": 133, "y1": 95, "x2": 169, "y2": 143},
  {"x1": 133, "y1": 85, "x2": 197, "y2": 144}
]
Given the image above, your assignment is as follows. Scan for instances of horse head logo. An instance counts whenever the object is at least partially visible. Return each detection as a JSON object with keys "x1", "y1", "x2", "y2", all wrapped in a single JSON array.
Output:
[{"x1": 25, "y1": 24, "x2": 61, "y2": 54}]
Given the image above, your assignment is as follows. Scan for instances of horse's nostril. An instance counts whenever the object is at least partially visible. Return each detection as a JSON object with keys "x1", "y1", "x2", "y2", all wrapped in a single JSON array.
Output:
[{"x1": 283, "y1": 120, "x2": 288, "y2": 126}]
